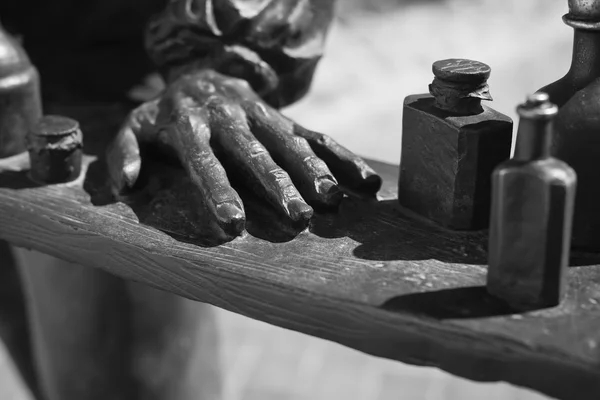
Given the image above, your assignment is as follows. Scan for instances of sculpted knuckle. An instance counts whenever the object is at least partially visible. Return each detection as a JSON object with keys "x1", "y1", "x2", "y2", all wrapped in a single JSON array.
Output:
[
  {"x1": 196, "y1": 80, "x2": 216, "y2": 94},
  {"x1": 128, "y1": 100, "x2": 158, "y2": 129},
  {"x1": 270, "y1": 168, "x2": 292, "y2": 183},
  {"x1": 189, "y1": 150, "x2": 214, "y2": 164},
  {"x1": 252, "y1": 101, "x2": 270, "y2": 117},
  {"x1": 317, "y1": 133, "x2": 332, "y2": 146},
  {"x1": 302, "y1": 155, "x2": 327, "y2": 171},
  {"x1": 248, "y1": 141, "x2": 267, "y2": 157},
  {"x1": 203, "y1": 95, "x2": 223, "y2": 109},
  {"x1": 291, "y1": 135, "x2": 310, "y2": 148},
  {"x1": 281, "y1": 185, "x2": 301, "y2": 202}
]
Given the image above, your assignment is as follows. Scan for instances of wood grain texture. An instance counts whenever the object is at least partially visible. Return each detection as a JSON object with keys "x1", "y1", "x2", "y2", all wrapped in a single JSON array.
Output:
[{"x1": 0, "y1": 107, "x2": 599, "y2": 400}]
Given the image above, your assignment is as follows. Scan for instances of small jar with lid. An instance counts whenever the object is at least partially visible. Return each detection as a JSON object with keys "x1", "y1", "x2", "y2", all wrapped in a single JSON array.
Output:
[
  {"x1": 27, "y1": 115, "x2": 83, "y2": 184},
  {"x1": 398, "y1": 59, "x2": 513, "y2": 230}
]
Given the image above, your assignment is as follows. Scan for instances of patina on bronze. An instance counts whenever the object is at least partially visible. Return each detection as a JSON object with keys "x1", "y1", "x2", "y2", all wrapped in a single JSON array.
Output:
[
  {"x1": 537, "y1": 0, "x2": 600, "y2": 250},
  {"x1": 107, "y1": 0, "x2": 381, "y2": 238},
  {"x1": 487, "y1": 93, "x2": 576, "y2": 310},
  {"x1": 27, "y1": 115, "x2": 83, "y2": 184},
  {"x1": 0, "y1": 2, "x2": 386, "y2": 400},
  {"x1": 0, "y1": 25, "x2": 42, "y2": 159},
  {"x1": 399, "y1": 59, "x2": 513, "y2": 230}
]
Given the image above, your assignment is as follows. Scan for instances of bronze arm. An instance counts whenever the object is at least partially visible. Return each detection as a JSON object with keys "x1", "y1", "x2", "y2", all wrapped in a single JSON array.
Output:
[
  {"x1": 145, "y1": 0, "x2": 337, "y2": 108},
  {"x1": 107, "y1": 0, "x2": 381, "y2": 238}
]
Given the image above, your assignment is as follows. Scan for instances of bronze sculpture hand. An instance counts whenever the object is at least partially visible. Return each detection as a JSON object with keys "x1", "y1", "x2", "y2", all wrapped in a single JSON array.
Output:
[{"x1": 107, "y1": 69, "x2": 381, "y2": 236}]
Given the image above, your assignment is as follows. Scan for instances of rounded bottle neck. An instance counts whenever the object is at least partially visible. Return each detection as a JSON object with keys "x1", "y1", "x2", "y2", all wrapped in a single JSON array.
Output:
[
  {"x1": 563, "y1": 13, "x2": 600, "y2": 85},
  {"x1": 513, "y1": 119, "x2": 553, "y2": 161},
  {"x1": 512, "y1": 92, "x2": 557, "y2": 161}
]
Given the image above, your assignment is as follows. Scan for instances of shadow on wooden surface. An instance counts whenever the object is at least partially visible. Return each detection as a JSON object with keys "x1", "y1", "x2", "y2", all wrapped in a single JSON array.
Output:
[
  {"x1": 1, "y1": 105, "x2": 600, "y2": 400},
  {"x1": 382, "y1": 286, "x2": 518, "y2": 319},
  {"x1": 79, "y1": 149, "x2": 492, "y2": 268}
]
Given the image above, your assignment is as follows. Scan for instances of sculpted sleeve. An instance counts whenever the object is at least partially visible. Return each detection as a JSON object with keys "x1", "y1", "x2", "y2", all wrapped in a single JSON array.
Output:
[{"x1": 146, "y1": 0, "x2": 337, "y2": 108}]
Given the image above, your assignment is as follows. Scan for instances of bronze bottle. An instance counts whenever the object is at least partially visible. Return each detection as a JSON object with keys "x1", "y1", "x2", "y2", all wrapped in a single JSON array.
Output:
[
  {"x1": 537, "y1": 0, "x2": 600, "y2": 250},
  {"x1": 399, "y1": 59, "x2": 513, "y2": 230},
  {"x1": 487, "y1": 93, "x2": 576, "y2": 310},
  {"x1": 0, "y1": 25, "x2": 42, "y2": 158}
]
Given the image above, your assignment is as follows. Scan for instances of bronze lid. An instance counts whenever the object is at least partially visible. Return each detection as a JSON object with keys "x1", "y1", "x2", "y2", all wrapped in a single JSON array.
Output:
[
  {"x1": 568, "y1": 0, "x2": 600, "y2": 20},
  {"x1": 31, "y1": 116, "x2": 80, "y2": 138},
  {"x1": 432, "y1": 59, "x2": 491, "y2": 84}
]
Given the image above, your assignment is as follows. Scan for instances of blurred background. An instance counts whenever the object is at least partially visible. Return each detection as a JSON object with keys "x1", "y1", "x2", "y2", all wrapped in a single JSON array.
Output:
[{"x1": 0, "y1": 0, "x2": 571, "y2": 399}]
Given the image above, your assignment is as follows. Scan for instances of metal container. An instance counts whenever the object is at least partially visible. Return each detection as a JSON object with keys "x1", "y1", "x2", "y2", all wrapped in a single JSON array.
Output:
[
  {"x1": 0, "y1": 25, "x2": 42, "y2": 158},
  {"x1": 27, "y1": 115, "x2": 83, "y2": 184}
]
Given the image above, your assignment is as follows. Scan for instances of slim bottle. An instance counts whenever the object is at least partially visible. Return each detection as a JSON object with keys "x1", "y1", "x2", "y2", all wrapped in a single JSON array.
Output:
[
  {"x1": 0, "y1": 24, "x2": 42, "y2": 158},
  {"x1": 537, "y1": 0, "x2": 600, "y2": 250},
  {"x1": 399, "y1": 59, "x2": 513, "y2": 230},
  {"x1": 487, "y1": 93, "x2": 576, "y2": 310}
]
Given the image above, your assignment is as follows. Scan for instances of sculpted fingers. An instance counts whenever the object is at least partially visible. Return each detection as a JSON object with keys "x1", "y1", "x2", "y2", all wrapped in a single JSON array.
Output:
[
  {"x1": 293, "y1": 124, "x2": 382, "y2": 195},
  {"x1": 107, "y1": 99, "x2": 159, "y2": 195},
  {"x1": 210, "y1": 103, "x2": 313, "y2": 226},
  {"x1": 166, "y1": 110, "x2": 246, "y2": 236},
  {"x1": 244, "y1": 102, "x2": 342, "y2": 208}
]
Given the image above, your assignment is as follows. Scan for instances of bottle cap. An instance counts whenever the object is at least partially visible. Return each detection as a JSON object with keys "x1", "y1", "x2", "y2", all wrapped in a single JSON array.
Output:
[
  {"x1": 568, "y1": 0, "x2": 600, "y2": 21},
  {"x1": 432, "y1": 59, "x2": 491, "y2": 85},
  {"x1": 31, "y1": 115, "x2": 80, "y2": 138},
  {"x1": 517, "y1": 92, "x2": 558, "y2": 120}
]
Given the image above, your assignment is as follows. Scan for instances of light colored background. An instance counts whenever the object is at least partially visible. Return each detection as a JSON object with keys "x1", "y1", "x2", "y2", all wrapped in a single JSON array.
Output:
[{"x1": 1, "y1": 0, "x2": 572, "y2": 399}]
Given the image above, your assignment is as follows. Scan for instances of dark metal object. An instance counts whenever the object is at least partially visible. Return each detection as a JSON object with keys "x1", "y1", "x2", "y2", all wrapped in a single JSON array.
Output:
[
  {"x1": 6, "y1": 115, "x2": 600, "y2": 400},
  {"x1": 107, "y1": 69, "x2": 381, "y2": 238},
  {"x1": 27, "y1": 115, "x2": 83, "y2": 184},
  {"x1": 399, "y1": 59, "x2": 513, "y2": 230},
  {"x1": 0, "y1": 25, "x2": 42, "y2": 158},
  {"x1": 145, "y1": 0, "x2": 337, "y2": 108},
  {"x1": 537, "y1": 0, "x2": 600, "y2": 250},
  {"x1": 0, "y1": 2, "x2": 382, "y2": 400},
  {"x1": 487, "y1": 93, "x2": 576, "y2": 310}
]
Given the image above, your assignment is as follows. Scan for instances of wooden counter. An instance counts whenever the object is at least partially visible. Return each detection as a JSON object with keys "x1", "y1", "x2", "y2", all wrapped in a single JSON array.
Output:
[{"x1": 0, "y1": 106, "x2": 598, "y2": 400}]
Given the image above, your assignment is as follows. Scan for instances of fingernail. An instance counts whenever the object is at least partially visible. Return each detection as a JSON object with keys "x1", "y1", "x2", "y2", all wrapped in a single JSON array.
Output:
[
  {"x1": 216, "y1": 203, "x2": 246, "y2": 236},
  {"x1": 122, "y1": 159, "x2": 141, "y2": 184},
  {"x1": 286, "y1": 199, "x2": 313, "y2": 222},
  {"x1": 316, "y1": 178, "x2": 343, "y2": 206},
  {"x1": 352, "y1": 163, "x2": 382, "y2": 194},
  {"x1": 109, "y1": 156, "x2": 140, "y2": 195},
  {"x1": 361, "y1": 173, "x2": 382, "y2": 194}
]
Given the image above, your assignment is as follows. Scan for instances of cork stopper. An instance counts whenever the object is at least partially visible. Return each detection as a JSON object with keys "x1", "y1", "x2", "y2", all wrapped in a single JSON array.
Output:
[{"x1": 429, "y1": 59, "x2": 492, "y2": 115}]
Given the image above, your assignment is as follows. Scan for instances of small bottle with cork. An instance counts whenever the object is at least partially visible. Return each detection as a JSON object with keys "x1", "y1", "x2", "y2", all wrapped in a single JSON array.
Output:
[
  {"x1": 27, "y1": 115, "x2": 83, "y2": 184},
  {"x1": 398, "y1": 58, "x2": 513, "y2": 230},
  {"x1": 487, "y1": 92, "x2": 576, "y2": 310}
]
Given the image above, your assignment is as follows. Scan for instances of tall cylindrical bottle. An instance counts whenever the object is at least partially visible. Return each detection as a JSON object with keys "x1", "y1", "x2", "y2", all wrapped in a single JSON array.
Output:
[
  {"x1": 537, "y1": 0, "x2": 600, "y2": 250},
  {"x1": 487, "y1": 93, "x2": 576, "y2": 310},
  {"x1": 0, "y1": 25, "x2": 42, "y2": 158}
]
